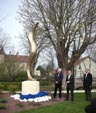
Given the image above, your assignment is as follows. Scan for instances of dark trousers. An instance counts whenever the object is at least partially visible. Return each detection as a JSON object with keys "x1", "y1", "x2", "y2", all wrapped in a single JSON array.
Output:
[
  {"x1": 85, "y1": 104, "x2": 93, "y2": 113},
  {"x1": 85, "y1": 89, "x2": 92, "y2": 101},
  {"x1": 53, "y1": 83, "x2": 62, "y2": 98},
  {"x1": 66, "y1": 87, "x2": 74, "y2": 101}
]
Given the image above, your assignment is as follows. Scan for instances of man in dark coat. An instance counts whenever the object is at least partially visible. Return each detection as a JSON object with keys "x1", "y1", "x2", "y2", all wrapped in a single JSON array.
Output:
[
  {"x1": 53, "y1": 68, "x2": 63, "y2": 98},
  {"x1": 85, "y1": 98, "x2": 96, "y2": 113},
  {"x1": 83, "y1": 68, "x2": 93, "y2": 101},
  {"x1": 65, "y1": 70, "x2": 74, "y2": 101}
]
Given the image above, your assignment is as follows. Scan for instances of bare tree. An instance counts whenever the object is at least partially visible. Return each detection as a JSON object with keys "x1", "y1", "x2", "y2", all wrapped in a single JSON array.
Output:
[
  {"x1": 42, "y1": 47, "x2": 57, "y2": 69},
  {"x1": 0, "y1": 61, "x2": 24, "y2": 82},
  {"x1": 0, "y1": 28, "x2": 12, "y2": 53},
  {"x1": 4, "y1": 61, "x2": 24, "y2": 82},
  {"x1": 18, "y1": 0, "x2": 96, "y2": 73}
]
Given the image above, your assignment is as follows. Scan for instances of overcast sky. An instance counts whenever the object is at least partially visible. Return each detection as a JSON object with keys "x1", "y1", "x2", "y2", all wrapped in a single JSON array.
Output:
[{"x1": 0, "y1": 0, "x2": 23, "y2": 54}]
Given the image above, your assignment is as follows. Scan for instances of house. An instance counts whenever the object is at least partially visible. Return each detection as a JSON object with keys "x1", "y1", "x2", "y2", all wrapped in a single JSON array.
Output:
[
  {"x1": 0, "y1": 49, "x2": 40, "y2": 76},
  {"x1": 74, "y1": 56, "x2": 96, "y2": 78},
  {"x1": 0, "y1": 48, "x2": 5, "y2": 63},
  {"x1": 74, "y1": 56, "x2": 96, "y2": 88},
  {"x1": 0, "y1": 49, "x2": 28, "y2": 69}
]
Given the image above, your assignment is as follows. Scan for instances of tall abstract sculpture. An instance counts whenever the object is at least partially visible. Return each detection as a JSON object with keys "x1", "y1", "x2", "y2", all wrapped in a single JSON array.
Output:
[
  {"x1": 26, "y1": 23, "x2": 39, "y2": 80},
  {"x1": 11, "y1": 23, "x2": 52, "y2": 102},
  {"x1": 22, "y1": 23, "x2": 40, "y2": 94}
]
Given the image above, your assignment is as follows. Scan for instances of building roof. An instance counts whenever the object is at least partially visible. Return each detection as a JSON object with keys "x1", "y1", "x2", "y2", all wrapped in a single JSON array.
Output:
[{"x1": 4, "y1": 55, "x2": 28, "y2": 63}]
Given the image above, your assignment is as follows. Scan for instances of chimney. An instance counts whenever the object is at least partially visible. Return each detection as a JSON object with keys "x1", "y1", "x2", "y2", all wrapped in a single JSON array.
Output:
[
  {"x1": 16, "y1": 52, "x2": 19, "y2": 57},
  {"x1": 9, "y1": 51, "x2": 11, "y2": 55}
]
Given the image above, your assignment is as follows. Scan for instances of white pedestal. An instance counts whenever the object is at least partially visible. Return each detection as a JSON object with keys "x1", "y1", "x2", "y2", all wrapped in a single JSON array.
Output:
[{"x1": 22, "y1": 80, "x2": 40, "y2": 95}]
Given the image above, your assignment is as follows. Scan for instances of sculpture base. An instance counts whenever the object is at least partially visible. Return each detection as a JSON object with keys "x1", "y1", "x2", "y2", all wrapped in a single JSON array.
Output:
[{"x1": 22, "y1": 80, "x2": 40, "y2": 95}]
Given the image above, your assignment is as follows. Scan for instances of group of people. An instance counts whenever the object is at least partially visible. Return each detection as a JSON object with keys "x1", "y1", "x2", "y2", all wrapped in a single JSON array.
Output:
[{"x1": 53, "y1": 68, "x2": 93, "y2": 102}]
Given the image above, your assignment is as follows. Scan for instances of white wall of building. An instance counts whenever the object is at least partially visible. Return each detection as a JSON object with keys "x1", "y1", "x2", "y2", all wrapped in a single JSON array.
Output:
[{"x1": 75, "y1": 57, "x2": 96, "y2": 78}]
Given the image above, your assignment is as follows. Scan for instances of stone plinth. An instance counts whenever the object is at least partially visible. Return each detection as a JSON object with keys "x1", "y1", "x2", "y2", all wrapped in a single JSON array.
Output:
[{"x1": 22, "y1": 80, "x2": 40, "y2": 95}]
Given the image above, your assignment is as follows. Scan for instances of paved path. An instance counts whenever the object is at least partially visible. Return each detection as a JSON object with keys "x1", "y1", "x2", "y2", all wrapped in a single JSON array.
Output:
[
  {"x1": 51, "y1": 89, "x2": 96, "y2": 93},
  {"x1": 3, "y1": 89, "x2": 96, "y2": 94}
]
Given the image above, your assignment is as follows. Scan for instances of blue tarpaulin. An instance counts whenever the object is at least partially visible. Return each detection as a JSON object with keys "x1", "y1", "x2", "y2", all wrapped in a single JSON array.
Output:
[{"x1": 20, "y1": 91, "x2": 48, "y2": 100}]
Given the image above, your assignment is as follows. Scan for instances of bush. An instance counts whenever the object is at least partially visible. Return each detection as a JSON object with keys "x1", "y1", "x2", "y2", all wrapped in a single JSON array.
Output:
[
  {"x1": 0, "y1": 82, "x2": 22, "y2": 91},
  {"x1": 0, "y1": 83, "x2": 4, "y2": 93},
  {"x1": 15, "y1": 71, "x2": 27, "y2": 82},
  {"x1": 7, "y1": 85, "x2": 18, "y2": 94},
  {"x1": 0, "y1": 98, "x2": 8, "y2": 103},
  {"x1": 0, "y1": 103, "x2": 6, "y2": 109}
]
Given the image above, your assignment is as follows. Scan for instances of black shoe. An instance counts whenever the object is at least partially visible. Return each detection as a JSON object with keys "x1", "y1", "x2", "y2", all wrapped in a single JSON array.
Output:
[
  {"x1": 65, "y1": 98, "x2": 68, "y2": 101},
  {"x1": 59, "y1": 97, "x2": 62, "y2": 99}
]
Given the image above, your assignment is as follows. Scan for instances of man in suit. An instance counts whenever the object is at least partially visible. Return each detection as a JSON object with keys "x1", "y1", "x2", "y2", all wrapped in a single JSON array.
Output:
[
  {"x1": 53, "y1": 68, "x2": 63, "y2": 99},
  {"x1": 85, "y1": 98, "x2": 96, "y2": 113},
  {"x1": 65, "y1": 70, "x2": 74, "y2": 101},
  {"x1": 83, "y1": 68, "x2": 93, "y2": 101}
]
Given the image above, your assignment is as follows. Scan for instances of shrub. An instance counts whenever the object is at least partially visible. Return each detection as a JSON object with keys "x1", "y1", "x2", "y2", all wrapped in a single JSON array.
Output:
[
  {"x1": 7, "y1": 85, "x2": 18, "y2": 94},
  {"x1": 0, "y1": 82, "x2": 22, "y2": 91},
  {"x1": 0, "y1": 103, "x2": 6, "y2": 109},
  {"x1": 15, "y1": 71, "x2": 27, "y2": 82},
  {"x1": 0, "y1": 98, "x2": 8, "y2": 103},
  {"x1": 0, "y1": 83, "x2": 4, "y2": 93}
]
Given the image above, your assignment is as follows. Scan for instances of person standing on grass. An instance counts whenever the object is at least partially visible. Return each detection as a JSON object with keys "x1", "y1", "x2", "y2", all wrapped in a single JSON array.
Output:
[
  {"x1": 53, "y1": 68, "x2": 63, "y2": 99},
  {"x1": 83, "y1": 68, "x2": 93, "y2": 101},
  {"x1": 65, "y1": 70, "x2": 74, "y2": 101}
]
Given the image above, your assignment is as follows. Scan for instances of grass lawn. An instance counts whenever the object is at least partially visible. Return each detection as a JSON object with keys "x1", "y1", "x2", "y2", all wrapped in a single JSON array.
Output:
[{"x1": 15, "y1": 93, "x2": 96, "y2": 113}]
